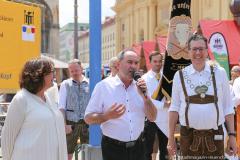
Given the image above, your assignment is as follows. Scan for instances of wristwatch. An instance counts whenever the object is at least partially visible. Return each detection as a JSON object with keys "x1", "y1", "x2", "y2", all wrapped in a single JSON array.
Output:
[{"x1": 228, "y1": 132, "x2": 236, "y2": 137}]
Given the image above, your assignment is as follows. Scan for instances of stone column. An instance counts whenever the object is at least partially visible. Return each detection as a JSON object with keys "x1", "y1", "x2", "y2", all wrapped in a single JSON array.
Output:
[
  {"x1": 149, "y1": 4, "x2": 156, "y2": 40},
  {"x1": 135, "y1": 9, "x2": 140, "y2": 42}
]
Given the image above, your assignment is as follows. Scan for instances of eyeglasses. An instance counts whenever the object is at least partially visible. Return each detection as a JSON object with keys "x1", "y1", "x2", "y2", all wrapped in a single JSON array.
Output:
[{"x1": 190, "y1": 47, "x2": 207, "y2": 53}]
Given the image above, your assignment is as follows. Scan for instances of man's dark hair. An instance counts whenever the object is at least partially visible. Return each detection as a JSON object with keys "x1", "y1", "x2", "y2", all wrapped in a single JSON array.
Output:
[
  {"x1": 117, "y1": 48, "x2": 136, "y2": 61},
  {"x1": 19, "y1": 58, "x2": 54, "y2": 94},
  {"x1": 149, "y1": 51, "x2": 163, "y2": 62},
  {"x1": 187, "y1": 34, "x2": 208, "y2": 50}
]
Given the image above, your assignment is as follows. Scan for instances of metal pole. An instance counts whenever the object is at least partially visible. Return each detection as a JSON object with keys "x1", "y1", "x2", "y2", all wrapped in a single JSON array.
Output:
[
  {"x1": 74, "y1": 0, "x2": 78, "y2": 59},
  {"x1": 89, "y1": 0, "x2": 102, "y2": 146}
]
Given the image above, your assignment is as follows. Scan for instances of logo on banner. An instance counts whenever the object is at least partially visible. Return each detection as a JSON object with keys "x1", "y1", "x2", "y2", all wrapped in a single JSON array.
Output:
[
  {"x1": 209, "y1": 32, "x2": 227, "y2": 55},
  {"x1": 167, "y1": 15, "x2": 192, "y2": 60},
  {"x1": 213, "y1": 38, "x2": 223, "y2": 51},
  {"x1": 22, "y1": 10, "x2": 35, "y2": 42}
]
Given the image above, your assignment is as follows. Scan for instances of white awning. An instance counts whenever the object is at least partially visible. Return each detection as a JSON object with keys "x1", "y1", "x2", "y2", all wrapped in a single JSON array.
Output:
[{"x1": 41, "y1": 55, "x2": 68, "y2": 68}]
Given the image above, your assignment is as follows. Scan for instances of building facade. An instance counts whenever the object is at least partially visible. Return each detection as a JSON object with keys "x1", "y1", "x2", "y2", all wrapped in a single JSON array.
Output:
[
  {"x1": 59, "y1": 23, "x2": 89, "y2": 62},
  {"x1": 78, "y1": 17, "x2": 116, "y2": 66},
  {"x1": 24, "y1": 0, "x2": 60, "y2": 57},
  {"x1": 113, "y1": 0, "x2": 233, "y2": 52}
]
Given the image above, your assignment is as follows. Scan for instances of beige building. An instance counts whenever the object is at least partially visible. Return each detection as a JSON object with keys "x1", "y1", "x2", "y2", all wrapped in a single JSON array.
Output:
[
  {"x1": 102, "y1": 17, "x2": 116, "y2": 65},
  {"x1": 59, "y1": 23, "x2": 89, "y2": 62},
  {"x1": 78, "y1": 31, "x2": 89, "y2": 65},
  {"x1": 113, "y1": 0, "x2": 233, "y2": 52},
  {"x1": 78, "y1": 17, "x2": 116, "y2": 66}
]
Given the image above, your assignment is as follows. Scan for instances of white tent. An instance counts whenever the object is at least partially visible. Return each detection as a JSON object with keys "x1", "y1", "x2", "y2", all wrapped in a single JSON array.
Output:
[{"x1": 41, "y1": 55, "x2": 68, "y2": 68}]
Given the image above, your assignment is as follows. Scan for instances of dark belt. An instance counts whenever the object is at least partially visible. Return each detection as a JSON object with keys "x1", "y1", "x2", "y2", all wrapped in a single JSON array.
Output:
[
  {"x1": 66, "y1": 119, "x2": 85, "y2": 125},
  {"x1": 102, "y1": 133, "x2": 143, "y2": 148}
]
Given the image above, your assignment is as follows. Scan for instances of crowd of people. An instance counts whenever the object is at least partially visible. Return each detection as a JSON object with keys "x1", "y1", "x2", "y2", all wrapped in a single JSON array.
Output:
[{"x1": 1, "y1": 34, "x2": 240, "y2": 160}]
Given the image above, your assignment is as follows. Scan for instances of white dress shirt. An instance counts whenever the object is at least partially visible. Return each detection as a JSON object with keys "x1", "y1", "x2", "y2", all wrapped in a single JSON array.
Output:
[
  {"x1": 142, "y1": 70, "x2": 169, "y2": 137},
  {"x1": 85, "y1": 75, "x2": 145, "y2": 142},
  {"x1": 58, "y1": 77, "x2": 89, "y2": 110},
  {"x1": 169, "y1": 63, "x2": 234, "y2": 130},
  {"x1": 46, "y1": 82, "x2": 59, "y2": 104},
  {"x1": 233, "y1": 77, "x2": 240, "y2": 106}
]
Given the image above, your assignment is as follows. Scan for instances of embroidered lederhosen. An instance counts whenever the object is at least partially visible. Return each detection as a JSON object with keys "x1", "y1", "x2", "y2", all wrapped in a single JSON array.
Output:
[{"x1": 179, "y1": 66, "x2": 224, "y2": 159}]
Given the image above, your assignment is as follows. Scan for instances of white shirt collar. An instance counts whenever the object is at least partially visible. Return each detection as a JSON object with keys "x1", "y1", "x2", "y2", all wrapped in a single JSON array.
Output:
[
  {"x1": 188, "y1": 63, "x2": 211, "y2": 75},
  {"x1": 114, "y1": 74, "x2": 135, "y2": 87},
  {"x1": 149, "y1": 70, "x2": 161, "y2": 78}
]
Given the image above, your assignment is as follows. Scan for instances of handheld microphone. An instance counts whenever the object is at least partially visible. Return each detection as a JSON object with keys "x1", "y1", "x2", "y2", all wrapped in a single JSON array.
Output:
[{"x1": 132, "y1": 71, "x2": 147, "y2": 96}]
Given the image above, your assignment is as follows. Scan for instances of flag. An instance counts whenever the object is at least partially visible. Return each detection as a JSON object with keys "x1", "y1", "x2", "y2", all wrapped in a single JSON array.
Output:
[
  {"x1": 209, "y1": 32, "x2": 230, "y2": 78},
  {"x1": 152, "y1": 0, "x2": 192, "y2": 102}
]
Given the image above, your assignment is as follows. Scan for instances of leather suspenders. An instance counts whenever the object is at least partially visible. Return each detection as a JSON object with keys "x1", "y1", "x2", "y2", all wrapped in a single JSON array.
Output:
[{"x1": 179, "y1": 66, "x2": 219, "y2": 128}]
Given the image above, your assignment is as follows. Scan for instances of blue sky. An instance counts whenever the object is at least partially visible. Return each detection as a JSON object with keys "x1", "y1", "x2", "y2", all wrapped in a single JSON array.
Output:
[{"x1": 59, "y1": 0, "x2": 116, "y2": 27}]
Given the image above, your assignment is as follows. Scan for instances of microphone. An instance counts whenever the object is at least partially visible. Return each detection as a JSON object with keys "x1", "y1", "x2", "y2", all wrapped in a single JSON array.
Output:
[{"x1": 132, "y1": 71, "x2": 147, "y2": 96}]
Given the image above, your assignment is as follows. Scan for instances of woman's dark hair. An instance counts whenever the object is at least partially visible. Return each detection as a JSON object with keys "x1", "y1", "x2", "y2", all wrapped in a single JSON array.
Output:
[{"x1": 19, "y1": 58, "x2": 54, "y2": 94}]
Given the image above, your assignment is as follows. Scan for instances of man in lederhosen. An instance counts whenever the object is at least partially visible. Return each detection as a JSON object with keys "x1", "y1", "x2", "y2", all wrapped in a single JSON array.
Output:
[{"x1": 167, "y1": 34, "x2": 237, "y2": 159}]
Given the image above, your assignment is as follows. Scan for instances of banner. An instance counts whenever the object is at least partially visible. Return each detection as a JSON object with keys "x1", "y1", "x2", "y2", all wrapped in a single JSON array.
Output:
[
  {"x1": 0, "y1": 0, "x2": 41, "y2": 93},
  {"x1": 152, "y1": 0, "x2": 192, "y2": 102},
  {"x1": 209, "y1": 32, "x2": 230, "y2": 78}
]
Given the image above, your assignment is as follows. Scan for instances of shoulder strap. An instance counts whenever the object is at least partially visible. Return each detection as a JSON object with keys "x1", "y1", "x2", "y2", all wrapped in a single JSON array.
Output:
[
  {"x1": 179, "y1": 70, "x2": 189, "y2": 101},
  {"x1": 210, "y1": 65, "x2": 219, "y2": 127},
  {"x1": 179, "y1": 70, "x2": 190, "y2": 128}
]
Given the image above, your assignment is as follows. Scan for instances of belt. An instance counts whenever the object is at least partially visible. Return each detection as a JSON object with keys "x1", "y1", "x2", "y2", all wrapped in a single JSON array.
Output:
[
  {"x1": 102, "y1": 133, "x2": 143, "y2": 148},
  {"x1": 66, "y1": 119, "x2": 85, "y2": 125}
]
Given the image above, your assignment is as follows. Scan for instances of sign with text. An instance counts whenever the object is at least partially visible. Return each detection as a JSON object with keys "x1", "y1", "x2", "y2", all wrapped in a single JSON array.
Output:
[{"x1": 0, "y1": 0, "x2": 41, "y2": 93}]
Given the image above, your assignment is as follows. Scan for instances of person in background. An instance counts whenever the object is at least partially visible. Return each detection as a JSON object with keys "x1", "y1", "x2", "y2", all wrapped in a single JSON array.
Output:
[
  {"x1": 1, "y1": 58, "x2": 67, "y2": 160},
  {"x1": 59, "y1": 59, "x2": 90, "y2": 160},
  {"x1": 108, "y1": 56, "x2": 119, "y2": 77},
  {"x1": 229, "y1": 66, "x2": 240, "y2": 85},
  {"x1": 142, "y1": 51, "x2": 169, "y2": 160}
]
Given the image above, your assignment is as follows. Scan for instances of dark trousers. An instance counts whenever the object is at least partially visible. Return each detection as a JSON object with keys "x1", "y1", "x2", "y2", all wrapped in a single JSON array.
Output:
[
  {"x1": 101, "y1": 135, "x2": 144, "y2": 160},
  {"x1": 144, "y1": 121, "x2": 168, "y2": 160}
]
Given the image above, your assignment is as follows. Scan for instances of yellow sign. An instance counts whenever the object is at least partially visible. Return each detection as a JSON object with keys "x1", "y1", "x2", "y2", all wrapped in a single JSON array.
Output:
[{"x1": 0, "y1": 0, "x2": 41, "y2": 93}]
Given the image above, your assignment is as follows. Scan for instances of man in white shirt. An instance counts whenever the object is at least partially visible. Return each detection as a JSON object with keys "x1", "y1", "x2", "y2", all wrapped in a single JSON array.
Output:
[
  {"x1": 233, "y1": 76, "x2": 240, "y2": 107},
  {"x1": 229, "y1": 66, "x2": 240, "y2": 85},
  {"x1": 84, "y1": 49, "x2": 157, "y2": 160},
  {"x1": 167, "y1": 34, "x2": 237, "y2": 159},
  {"x1": 142, "y1": 51, "x2": 169, "y2": 160},
  {"x1": 59, "y1": 59, "x2": 90, "y2": 160}
]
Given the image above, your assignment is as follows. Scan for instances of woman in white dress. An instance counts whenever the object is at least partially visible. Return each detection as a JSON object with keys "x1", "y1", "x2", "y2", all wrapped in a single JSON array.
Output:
[{"x1": 1, "y1": 58, "x2": 67, "y2": 160}]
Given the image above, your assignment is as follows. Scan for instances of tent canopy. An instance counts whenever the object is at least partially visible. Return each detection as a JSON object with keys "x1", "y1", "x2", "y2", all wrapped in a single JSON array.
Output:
[
  {"x1": 41, "y1": 54, "x2": 68, "y2": 68},
  {"x1": 132, "y1": 36, "x2": 167, "y2": 70}
]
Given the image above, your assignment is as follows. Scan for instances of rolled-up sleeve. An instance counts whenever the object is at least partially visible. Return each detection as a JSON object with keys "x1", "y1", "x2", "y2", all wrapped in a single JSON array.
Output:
[
  {"x1": 169, "y1": 71, "x2": 181, "y2": 112},
  {"x1": 1, "y1": 93, "x2": 26, "y2": 160},
  {"x1": 84, "y1": 83, "x2": 104, "y2": 116},
  {"x1": 221, "y1": 69, "x2": 234, "y2": 116}
]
